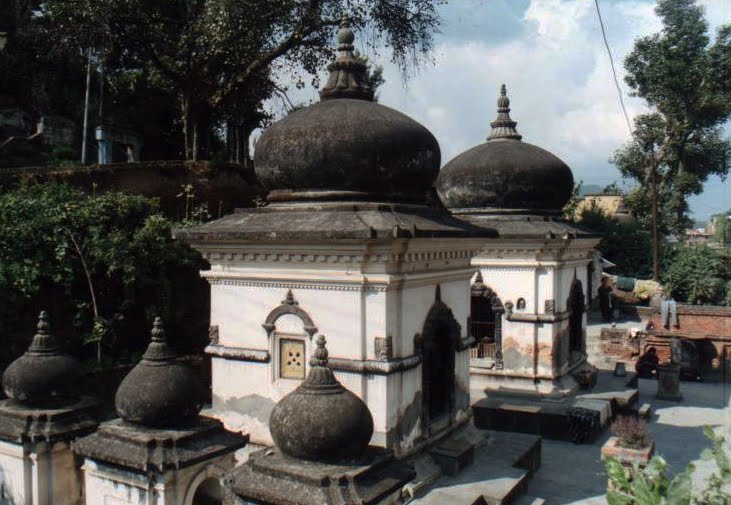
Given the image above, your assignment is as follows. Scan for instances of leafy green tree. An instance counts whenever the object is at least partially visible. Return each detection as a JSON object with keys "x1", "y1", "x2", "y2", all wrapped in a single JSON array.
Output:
[
  {"x1": 578, "y1": 206, "x2": 653, "y2": 279},
  {"x1": 0, "y1": 183, "x2": 208, "y2": 367},
  {"x1": 43, "y1": 0, "x2": 444, "y2": 161},
  {"x1": 710, "y1": 211, "x2": 731, "y2": 245},
  {"x1": 662, "y1": 244, "x2": 725, "y2": 305},
  {"x1": 612, "y1": 0, "x2": 731, "y2": 239}
]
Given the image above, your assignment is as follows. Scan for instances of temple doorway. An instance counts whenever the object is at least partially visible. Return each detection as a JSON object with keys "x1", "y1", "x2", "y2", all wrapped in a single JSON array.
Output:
[
  {"x1": 567, "y1": 279, "x2": 585, "y2": 355},
  {"x1": 420, "y1": 287, "x2": 460, "y2": 430}
]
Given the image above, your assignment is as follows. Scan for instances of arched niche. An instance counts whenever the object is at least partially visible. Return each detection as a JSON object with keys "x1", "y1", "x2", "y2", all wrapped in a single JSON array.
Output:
[
  {"x1": 470, "y1": 271, "x2": 504, "y2": 365},
  {"x1": 261, "y1": 290, "x2": 318, "y2": 383},
  {"x1": 184, "y1": 465, "x2": 227, "y2": 505},
  {"x1": 261, "y1": 289, "x2": 318, "y2": 338}
]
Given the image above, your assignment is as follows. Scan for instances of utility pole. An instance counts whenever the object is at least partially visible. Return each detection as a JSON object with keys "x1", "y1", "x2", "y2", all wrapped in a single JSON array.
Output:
[
  {"x1": 650, "y1": 146, "x2": 660, "y2": 282},
  {"x1": 81, "y1": 47, "x2": 93, "y2": 165}
]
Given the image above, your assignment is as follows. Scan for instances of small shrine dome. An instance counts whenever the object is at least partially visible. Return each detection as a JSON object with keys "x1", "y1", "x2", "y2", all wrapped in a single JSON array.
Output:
[
  {"x1": 436, "y1": 85, "x2": 574, "y2": 214},
  {"x1": 115, "y1": 317, "x2": 207, "y2": 428},
  {"x1": 269, "y1": 335, "x2": 374, "y2": 462},
  {"x1": 2, "y1": 311, "x2": 83, "y2": 407},
  {"x1": 254, "y1": 19, "x2": 440, "y2": 205}
]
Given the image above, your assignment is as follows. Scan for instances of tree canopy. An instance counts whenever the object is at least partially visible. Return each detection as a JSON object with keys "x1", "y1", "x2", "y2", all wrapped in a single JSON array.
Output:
[
  {"x1": 612, "y1": 0, "x2": 731, "y2": 237},
  {"x1": 27, "y1": 0, "x2": 444, "y2": 161}
]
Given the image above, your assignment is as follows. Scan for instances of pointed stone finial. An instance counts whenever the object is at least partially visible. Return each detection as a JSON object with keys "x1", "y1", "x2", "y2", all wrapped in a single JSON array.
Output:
[
  {"x1": 337, "y1": 15, "x2": 355, "y2": 50},
  {"x1": 28, "y1": 310, "x2": 59, "y2": 355},
  {"x1": 142, "y1": 316, "x2": 177, "y2": 361},
  {"x1": 474, "y1": 271, "x2": 484, "y2": 284},
  {"x1": 319, "y1": 15, "x2": 374, "y2": 101},
  {"x1": 488, "y1": 84, "x2": 522, "y2": 141},
  {"x1": 282, "y1": 289, "x2": 298, "y2": 306},
  {"x1": 435, "y1": 284, "x2": 442, "y2": 302},
  {"x1": 311, "y1": 334, "x2": 329, "y2": 367},
  {"x1": 151, "y1": 316, "x2": 165, "y2": 342}
]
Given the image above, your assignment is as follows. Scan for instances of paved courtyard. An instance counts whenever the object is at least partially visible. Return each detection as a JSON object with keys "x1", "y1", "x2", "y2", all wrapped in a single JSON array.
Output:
[{"x1": 513, "y1": 368, "x2": 731, "y2": 504}]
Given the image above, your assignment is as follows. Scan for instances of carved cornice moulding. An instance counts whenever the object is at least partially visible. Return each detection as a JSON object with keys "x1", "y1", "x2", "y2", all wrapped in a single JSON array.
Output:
[
  {"x1": 202, "y1": 268, "x2": 476, "y2": 292},
  {"x1": 196, "y1": 247, "x2": 478, "y2": 267},
  {"x1": 206, "y1": 344, "x2": 270, "y2": 363}
]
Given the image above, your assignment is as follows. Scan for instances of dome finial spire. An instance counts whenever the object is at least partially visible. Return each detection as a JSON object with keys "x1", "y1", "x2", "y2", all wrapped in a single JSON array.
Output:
[
  {"x1": 141, "y1": 316, "x2": 177, "y2": 361},
  {"x1": 319, "y1": 15, "x2": 374, "y2": 101},
  {"x1": 488, "y1": 84, "x2": 522, "y2": 141},
  {"x1": 28, "y1": 310, "x2": 60, "y2": 355}
]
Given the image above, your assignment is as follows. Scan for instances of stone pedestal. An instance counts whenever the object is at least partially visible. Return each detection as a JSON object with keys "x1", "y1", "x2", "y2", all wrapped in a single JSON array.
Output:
[
  {"x1": 73, "y1": 416, "x2": 247, "y2": 505},
  {"x1": 0, "y1": 397, "x2": 98, "y2": 505},
  {"x1": 656, "y1": 363, "x2": 682, "y2": 401},
  {"x1": 232, "y1": 446, "x2": 415, "y2": 505}
]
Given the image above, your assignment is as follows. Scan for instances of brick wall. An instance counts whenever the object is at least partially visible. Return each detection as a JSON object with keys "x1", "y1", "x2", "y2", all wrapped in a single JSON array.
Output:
[
  {"x1": 0, "y1": 160, "x2": 263, "y2": 219},
  {"x1": 637, "y1": 305, "x2": 731, "y2": 377}
]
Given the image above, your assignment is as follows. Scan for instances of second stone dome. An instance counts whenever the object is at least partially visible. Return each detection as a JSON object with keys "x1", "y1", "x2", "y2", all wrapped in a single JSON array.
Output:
[
  {"x1": 255, "y1": 20, "x2": 440, "y2": 204},
  {"x1": 436, "y1": 85, "x2": 574, "y2": 214}
]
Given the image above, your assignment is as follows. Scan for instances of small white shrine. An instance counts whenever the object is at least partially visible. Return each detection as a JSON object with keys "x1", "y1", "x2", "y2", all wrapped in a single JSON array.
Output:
[
  {"x1": 0, "y1": 312, "x2": 98, "y2": 505},
  {"x1": 73, "y1": 318, "x2": 246, "y2": 505},
  {"x1": 436, "y1": 86, "x2": 600, "y2": 398},
  {"x1": 177, "y1": 21, "x2": 494, "y2": 457}
]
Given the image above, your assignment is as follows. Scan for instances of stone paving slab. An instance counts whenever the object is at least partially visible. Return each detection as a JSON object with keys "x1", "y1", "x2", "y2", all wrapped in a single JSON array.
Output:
[
  {"x1": 511, "y1": 379, "x2": 730, "y2": 505},
  {"x1": 412, "y1": 430, "x2": 541, "y2": 505}
]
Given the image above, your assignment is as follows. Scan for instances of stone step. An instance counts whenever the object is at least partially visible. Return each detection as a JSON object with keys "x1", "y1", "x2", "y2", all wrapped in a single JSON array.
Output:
[{"x1": 410, "y1": 429, "x2": 540, "y2": 505}]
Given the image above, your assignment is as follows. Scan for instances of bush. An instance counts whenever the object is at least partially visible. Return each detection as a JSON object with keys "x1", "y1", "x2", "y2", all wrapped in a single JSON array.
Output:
[
  {"x1": 0, "y1": 183, "x2": 209, "y2": 368},
  {"x1": 662, "y1": 245, "x2": 726, "y2": 305},
  {"x1": 612, "y1": 415, "x2": 652, "y2": 449},
  {"x1": 605, "y1": 426, "x2": 730, "y2": 505},
  {"x1": 578, "y1": 206, "x2": 653, "y2": 279}
]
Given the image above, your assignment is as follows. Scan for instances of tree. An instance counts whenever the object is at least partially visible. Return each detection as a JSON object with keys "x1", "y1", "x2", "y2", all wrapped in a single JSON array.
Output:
[
  {"x1": 0, "y1": 183, "x2": 208, "y2": 367},
  {"x1": 710, "y1": 211, "x2": 731, "y2": 245},
  {"x1": 662, "y1": 244, "x2": 725, "y2": 305},
  {"x1": 612, "y1": 0, "x2": 731, "y2": 277},
  {"x1": 578, "y1": 206, "x2": 653, "y2": 279},
  {"x1": 43, "y1": 0, "x2": 444, "y2": 161}
]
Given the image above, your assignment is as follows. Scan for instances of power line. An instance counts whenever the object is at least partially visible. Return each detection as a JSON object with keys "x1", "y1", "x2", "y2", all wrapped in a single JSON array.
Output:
[{"x1": 594, "y1": 0, "x2": 633, "y2": 135}]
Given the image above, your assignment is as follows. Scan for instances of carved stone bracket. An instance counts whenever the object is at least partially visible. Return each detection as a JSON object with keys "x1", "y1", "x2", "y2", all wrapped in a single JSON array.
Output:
[
  {"x1": 374, "y1": 336, "x2": 393, "y2": 360},
  {"x1": 456, "y1": 335, "x2": 476, "y2": 351},
  {"x1": 209, "y1": 325, "x2": 219, "y2": 344}
]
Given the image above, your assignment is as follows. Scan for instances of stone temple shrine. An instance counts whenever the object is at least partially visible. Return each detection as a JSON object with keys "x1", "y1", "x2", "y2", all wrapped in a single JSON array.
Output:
[
  {"x1": 176, "y1": 19, "x2": 496, "y2": 457},
  {"x1": 0, "y1": 19, "x2": 636, "y2": 505}
]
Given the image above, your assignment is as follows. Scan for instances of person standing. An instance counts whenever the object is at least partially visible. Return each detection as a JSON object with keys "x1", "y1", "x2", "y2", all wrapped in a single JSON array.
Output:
[{"x1": 598, "y1": 277, "x2": 613, "y2": 322}]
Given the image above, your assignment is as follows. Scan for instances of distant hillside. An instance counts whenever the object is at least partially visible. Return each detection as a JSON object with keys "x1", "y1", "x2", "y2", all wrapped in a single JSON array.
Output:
[{"x1": 578, "y1": 184, "x2": 603, "y2": 196}]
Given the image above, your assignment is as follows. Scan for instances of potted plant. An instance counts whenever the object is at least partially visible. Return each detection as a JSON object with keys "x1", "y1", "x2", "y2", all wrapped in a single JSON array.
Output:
[{"x1": 601, "y1": 415, "x2": 655, "y2": 491}]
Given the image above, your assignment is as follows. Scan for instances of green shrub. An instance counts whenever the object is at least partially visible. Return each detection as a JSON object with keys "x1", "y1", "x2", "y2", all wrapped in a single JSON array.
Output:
[{"x1": 0, "y1": 182, "x2": 208, "y2": 367}]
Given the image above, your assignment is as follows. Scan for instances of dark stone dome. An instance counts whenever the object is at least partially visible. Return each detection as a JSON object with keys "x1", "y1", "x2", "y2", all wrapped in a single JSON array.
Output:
[
  {"x1": 254, "y1": 20, "x2": 440, "y2": 204},
  {"x1": 2, "y1": 312, "x2": 83, "y2": 407},
  {"x1": 115, "y1": 318, "x2": 207, "y2": 428},
  {"x1": 269, "y1": 335, "x2": 373, "y2": 462},
  {"x1": 436, "y1": 85, "x2": 574, "y2": 213}
]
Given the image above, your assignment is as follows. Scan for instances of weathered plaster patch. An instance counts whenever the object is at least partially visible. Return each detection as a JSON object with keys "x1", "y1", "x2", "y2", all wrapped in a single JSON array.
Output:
[
  {"x1": 502, "y1": 337, "x2": 534, "y2": 372},
  {"x1": 210, "y1": 394, "x2": 277, "y2": 445},
  {"x1": 455, "y1": 377, "x2": 470, "y2": 412},
  {"x1": 386, "y1": 390, "x2": 422, "y2": 451}
]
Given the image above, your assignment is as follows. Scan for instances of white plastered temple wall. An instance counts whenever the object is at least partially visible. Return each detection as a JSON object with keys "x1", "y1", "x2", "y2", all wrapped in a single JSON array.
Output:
[
  {"x1": 198, "y1": 237, "x2": 483, "y2": 456},
  {"x1": 469, "y1": 237, "x2": 598, "y2": 397}
]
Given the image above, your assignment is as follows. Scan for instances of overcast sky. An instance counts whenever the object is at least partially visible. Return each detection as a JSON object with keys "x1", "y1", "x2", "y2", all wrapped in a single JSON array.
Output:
[{"x1": 267, "y1": 0, "x2": 730, "y2": 222}]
